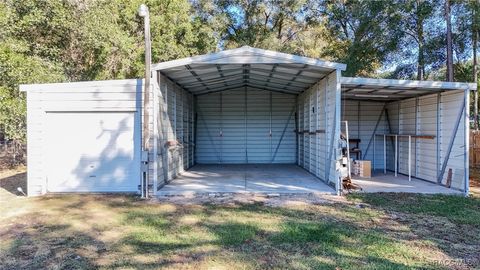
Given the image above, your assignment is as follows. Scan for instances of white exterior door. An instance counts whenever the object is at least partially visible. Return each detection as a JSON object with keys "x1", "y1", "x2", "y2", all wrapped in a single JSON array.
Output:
[{"x1": 45, "y1": 112, "x2": 140, "y2": 192}]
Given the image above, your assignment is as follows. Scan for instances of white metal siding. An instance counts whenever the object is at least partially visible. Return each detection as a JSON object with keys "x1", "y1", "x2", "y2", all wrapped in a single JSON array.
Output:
[
  {"x1": 156, "y1": 74, "x2": 195, "y2": 189},
  {"x1": 222, "y1": 90, "x2": 247, "y2": 163},
  {"x1": 195, "y1": 92, "x2": 222, "y2": 163},
  {"x1": 45, "y1": 112, "x2": 139, "y2": 192},
  {"x1": 24, "y1": 79, "x2": 142, "y2": 196},
  {"x1": 439, "y1": 91, "x2": 466, "y2": 189},
  {"x1": 341, "y1": 100, "x2": 386, "y2": 169},
  {"x1": 416, "y1": 95, "x2": 438, "y2": 180},
  {"x1": 272, "y1": 92, "x2": 297, "y2": 163},
  {"x1": 195, "y1": 89, "x2": 296, "y2": 164},
  {"x1": 247, "y1": 91, "x2": 271, "y2": 163},
  {"x1": 398, "y1": 99, "x2": 417, "y2": 176},
  {"x1": 297, "y1": 72, "x2": 340, "y2": 188},
  {"x1": 359, "y1": 90, "x2": 467, "y2": 191}
]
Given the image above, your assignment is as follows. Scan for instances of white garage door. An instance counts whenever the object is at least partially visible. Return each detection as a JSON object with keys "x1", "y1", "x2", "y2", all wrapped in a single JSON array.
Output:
[{"x1": 45, "y1": 112, "x2": 140, "y2": 192}]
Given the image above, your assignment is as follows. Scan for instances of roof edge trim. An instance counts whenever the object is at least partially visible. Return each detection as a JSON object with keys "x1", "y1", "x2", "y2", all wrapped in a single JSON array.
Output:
[
  {"x1": 152, "y1": 46, "x2": 346, "y2": 71},
  {"x1": 19, "y1": 78, "x2": 142, "y2": 92},
  {"x1": 341, "y1": 77, "x2": 476, "y2": 90}
]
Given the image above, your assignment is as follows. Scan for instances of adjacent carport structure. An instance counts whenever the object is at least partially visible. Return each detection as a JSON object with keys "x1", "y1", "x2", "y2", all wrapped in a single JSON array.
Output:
[
  {"x1": 21, "y1": 46, "x2": 474, "y2": 196},
  {"x1": 340, "y1": 77, "x2": 474, "y2": 195}
]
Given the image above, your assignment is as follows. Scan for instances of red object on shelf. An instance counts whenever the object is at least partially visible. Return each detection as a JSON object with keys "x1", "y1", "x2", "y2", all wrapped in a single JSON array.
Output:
[{"x1": 166, "y1": 140, "x2": 178, "y2": 147}]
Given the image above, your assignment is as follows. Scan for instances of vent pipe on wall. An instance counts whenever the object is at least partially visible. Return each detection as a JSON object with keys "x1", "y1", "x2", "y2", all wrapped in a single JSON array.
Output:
[{"x1": 139, "y1": 4, "x2": 151, "y2": 199}]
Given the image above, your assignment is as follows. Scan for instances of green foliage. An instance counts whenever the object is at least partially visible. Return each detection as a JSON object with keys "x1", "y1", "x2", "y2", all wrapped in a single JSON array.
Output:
[
  {"x1": 348, "y1": 193, "x2": 480, "y2": 226},
  {"x1": 0, "y1": 40, "x2": 65, "y2": 143},
  {"x1": 0, "y1": 0, "x2": 219, "y2": 144},
  {"x1": 319, "y1": 0, "x2": 404, "y2": 76},
  {"x1": 0, "y1": 0, "x2": 478, "y2": 146}
]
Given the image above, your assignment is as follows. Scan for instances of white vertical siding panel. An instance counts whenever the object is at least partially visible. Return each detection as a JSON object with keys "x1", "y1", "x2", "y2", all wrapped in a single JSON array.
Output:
[
  {"x1": 196, "y1": 93, "x2": 222, "y2": 163},
  {"x1": 439, "y1": 90, "x2": 466, "y2": 190},
  {"x1": 25, "y1": 79, "x2": 143, "y2": 196},
  {"x1": 272, "y1": 92, "x2": 296, "y2": 163},
  {"x1": 398, "y1": 99, "x2": 417, "y2": 176},
  {"x1": 196, "y1": 89, "x2": 296, "y2": 164},
  {"x1": 317, "y1": 80, "x2": 327, "y2": 179},
  {"x1": 341, "y1": 100, "x2": 386, "y2": 169},
  {"x1": 298, "y1": 72, "x2": 340, "y2": 188},
  {"x1": 385, "y1": 101, "x2": 399, "y2": 171},
  {"x1": 326, "y1": 72, "x2": 339, "y2": 185},
  {"x1": 246, "y1": 90, "x2": 270, "y2": 163},
  {"x1": 156, "y1": 74, "x2": 193, "y2": 185},
  {"x1": 297, "y1": 92, "x2": 305, "y2": 166},
  {"x1": 416, "y1": 95, "x2": 438, "y2": 181},
  {"x1": 222, "y1": 90, "x2": 247, "y2": 163}
]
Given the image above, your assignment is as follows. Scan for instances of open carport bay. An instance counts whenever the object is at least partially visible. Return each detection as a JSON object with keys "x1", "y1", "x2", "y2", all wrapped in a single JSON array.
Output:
[
  {"x1": 157, "y1": 164, "x2": 335, "y2": 195},
  {"x1": 20, "y1": 46, "x2": 473, "y2": 196}
]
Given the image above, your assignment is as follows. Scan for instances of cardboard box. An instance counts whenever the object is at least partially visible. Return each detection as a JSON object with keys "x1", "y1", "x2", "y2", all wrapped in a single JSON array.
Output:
[{"x1": 352, "y1": 160, "x2": 371, "y2": 178}]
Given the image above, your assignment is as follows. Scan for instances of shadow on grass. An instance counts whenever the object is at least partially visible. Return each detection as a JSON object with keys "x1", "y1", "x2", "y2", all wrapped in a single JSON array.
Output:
[
  {"x1": 0, "y1": 195, "x2": 458, "y2": 269},
  {"x1": 348, "y1": 193, "x2": 480, "y2": 267},
  {"x1": 0, "y1": 223, "x2": 100, "y2": 270},
  {"x1": 0, "y1": 172, "x2": 27, "y2": 196},
  {"x1": 112, "y1": 201, "x2": 435, "y2": 269}
]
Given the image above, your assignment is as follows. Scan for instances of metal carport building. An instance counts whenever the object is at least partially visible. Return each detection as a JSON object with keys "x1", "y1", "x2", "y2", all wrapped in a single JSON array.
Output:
[{"x1": 20, "y1": 46, "x2": 474, "y2": 196}]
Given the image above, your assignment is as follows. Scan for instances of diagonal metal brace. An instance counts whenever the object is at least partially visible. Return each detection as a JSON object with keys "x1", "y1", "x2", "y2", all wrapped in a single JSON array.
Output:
[{"x1": 437, "y1": 98, "x2": 465, "y2": 183}]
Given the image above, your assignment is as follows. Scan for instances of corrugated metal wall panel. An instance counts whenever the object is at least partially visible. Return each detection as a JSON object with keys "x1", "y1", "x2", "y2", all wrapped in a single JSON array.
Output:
[
  {"x1": 25, "y1": 79, "x2": 143, "y2": 196},
  {"x1": 351, "y1": 90, "x2": 467, "y2": 192},
  {"x1": 326, "y1": 73, "x2": 340, "y2": 186},
  {"x1": 416, "y1": 95, "x2": 438, "y2": 180},
  {"x1": 156, "y1": 74, "x2": 195, "y2": 190},
  {"x1": 222, "y1": 90, "x2": 247, "y2": 163},
  {"x1": 439, "y1": 90, "x2": 466, "y2": 190},
  {"x1": 297, "y1": 92, "x2": 305, "y2": 166},
  {"x1": 309, "y1": 86, "x2": 317, "y2": 174},
  {"x1": 271, "y1": 92, "x2": 297, "y2": 163},
  {"x1": 297, "y1": 71, "x2": 340, "y2": 188},
  {"x1": 398, "y1": 99, "x2": 417, "y2": 177},
  {"x1": 195, "y1": 89, "x2": 296, "y2": 164},
  {"x1": 385, "y1": 102, "x2": 399, "y2": 171},
  {"x1": 196, "y1": 93, "x2": 222, "y2": 163},
  {"x1": 317, "y1": 80, "x2": 327, "y2": 179},
  {"x1": 341, "y1": 100, "x2": 386, "y2": 169},
  {"x1": 246, "y1": 90, "x2": 270, "y2": 163}
]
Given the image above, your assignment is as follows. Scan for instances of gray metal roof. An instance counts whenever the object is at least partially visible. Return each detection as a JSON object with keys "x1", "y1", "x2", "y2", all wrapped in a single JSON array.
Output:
[
  {"x1": 154, "y1": 46, "x2": 346, "y2": 95},
  {"x1": 341, "y1": 77, "x2": 476, "y2": 102}
]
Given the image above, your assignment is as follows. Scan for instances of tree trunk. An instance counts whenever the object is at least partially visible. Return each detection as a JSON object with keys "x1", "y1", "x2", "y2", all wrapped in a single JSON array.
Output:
[
  {"x1": 472, "y1": 25, "x2": 478, "y2": 130},
  {"x1": 445, "y1": 0, "x2": 454, "y2": 81},
  {"x1": 417, "y1": 17, "x2": 425, "y2": 80},
  {"x1": 474, "y1": 14, "x2": 478, "y2": 130}
]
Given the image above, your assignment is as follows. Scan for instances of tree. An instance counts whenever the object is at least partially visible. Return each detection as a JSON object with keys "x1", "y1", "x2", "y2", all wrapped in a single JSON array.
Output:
[
  {"x1": 472, "y1": 1, "x2": 479, "y2": 129},
  {"x1": 445, "y1": 0, "x2": 454, "y2": 81},
  {"x1": 399, "y1": 0, "x2": 437, "y2": 80},
  {"x1": 0, "y1": 0, "x2": 219, "y2": 158},
  {"x1": 318, "y1": 0, "x2": 403, "y2": 76},
  {"x1": 204, "y1": 0, "x2": 318, "y2": 54}
]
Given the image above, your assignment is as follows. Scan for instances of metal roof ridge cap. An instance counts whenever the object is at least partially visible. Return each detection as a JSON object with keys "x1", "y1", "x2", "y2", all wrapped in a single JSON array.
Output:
[
  {"x1": 243, "y1": 47, "x2": 347, "y2": 70},
  {"x1": 151, "y1": 47, "x2": 249, "y2": 70},
  {"x1": 153, "y1": 47, "x2": 347, "y2": 71}
]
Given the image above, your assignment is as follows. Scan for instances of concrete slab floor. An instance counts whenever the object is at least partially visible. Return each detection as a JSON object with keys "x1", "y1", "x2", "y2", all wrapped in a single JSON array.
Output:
[
  {"x1": 351, "y1": 172, "x2": 463, "y2": 195},
  {"x1": 157, "y1": 164, "x2": 336, "y2": 196}
]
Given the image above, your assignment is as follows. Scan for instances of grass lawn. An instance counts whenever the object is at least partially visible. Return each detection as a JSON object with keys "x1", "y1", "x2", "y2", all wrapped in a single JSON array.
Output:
[{"x1": 1, "y1": 170, "x2": 479, "y2": 269}]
